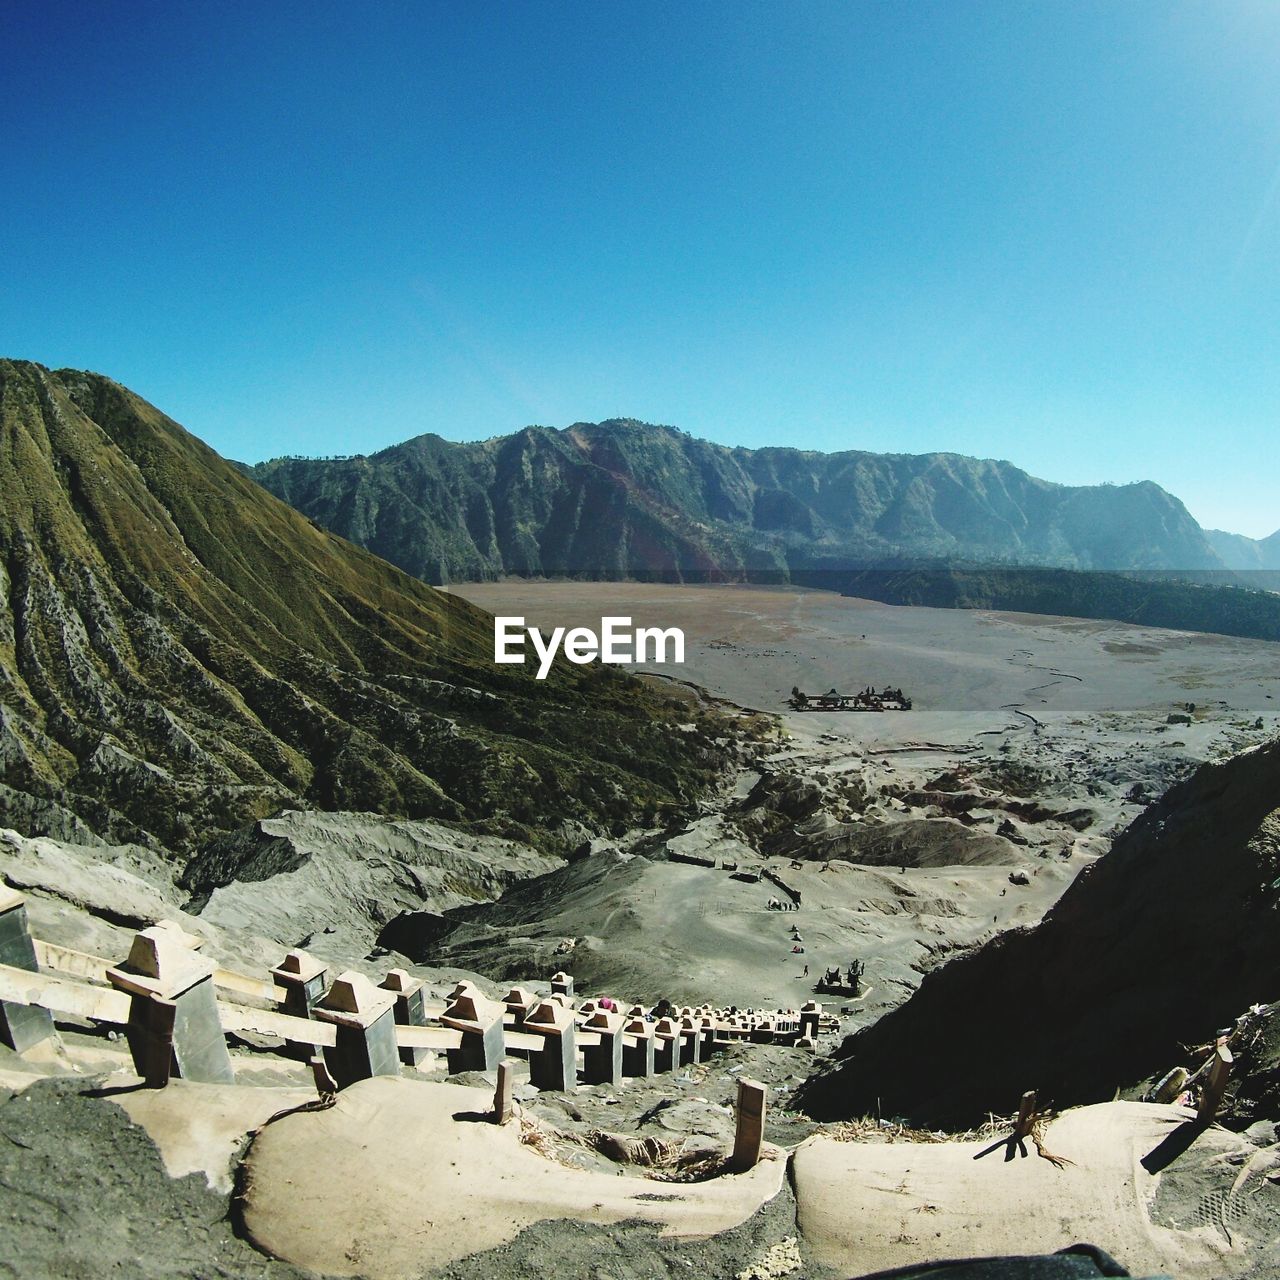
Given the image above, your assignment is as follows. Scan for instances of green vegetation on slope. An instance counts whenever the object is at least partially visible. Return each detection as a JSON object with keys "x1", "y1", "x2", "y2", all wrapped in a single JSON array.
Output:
[{"x1": 0, "y1": 361, "x2": 737, "y2": 857}]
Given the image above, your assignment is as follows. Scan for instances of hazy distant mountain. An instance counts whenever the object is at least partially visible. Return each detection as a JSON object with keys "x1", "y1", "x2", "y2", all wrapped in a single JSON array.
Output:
[
  {"x1": 0, "y1": 363, "x2": 730, "y2": 856},
  {"x1": 251, "y1": 419, "x2": 1228, "y2": 582},
  {"x1": 1205, "y1": 526, "x2": 1280, "y2": 571}
]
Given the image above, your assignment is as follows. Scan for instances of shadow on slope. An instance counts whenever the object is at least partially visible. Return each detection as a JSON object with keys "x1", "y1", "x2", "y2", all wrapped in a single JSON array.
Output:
[{"x1": 796, "y1": 737, "x2": 1280, "y2": 1128}]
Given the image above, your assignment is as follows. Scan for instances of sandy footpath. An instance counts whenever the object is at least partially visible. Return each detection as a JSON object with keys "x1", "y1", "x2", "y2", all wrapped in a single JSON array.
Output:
[
  {"x1": 96, "y1": 1072, "x2": 1277, "y2": 1280},
  {"x1": 793, "y1": 1102, "x2": 1272, "y2": 1279},
  {"x1": 240, "y1": 1074, "x2": 788, "y2": 1278}
]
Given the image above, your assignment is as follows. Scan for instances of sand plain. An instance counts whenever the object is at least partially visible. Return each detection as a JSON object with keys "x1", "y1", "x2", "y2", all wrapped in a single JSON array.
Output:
[
  {"x1": 450, "y1": 581, "x2": 1280, "y2": 747},
  {"x1": 443, "y1": 582, "x2": 1280, "y2": 1018}
]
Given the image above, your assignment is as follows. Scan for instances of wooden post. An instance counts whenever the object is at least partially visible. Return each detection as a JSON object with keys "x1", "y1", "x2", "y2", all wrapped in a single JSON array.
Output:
[
  {"x1": 731, "y1": 1078, "x2": 767, "y2": 1171},
  {"x1": 1197, "y1": 1043, "x2": 1232, "y2": 1124},
  {"x1": 133, "y1": 996, "x2": 177, "y2": 1089},
  {"x1": 494, "y1": 1058, "x2": 515, "y2": 1124},
  {"x1": 1013, "y1": 1090, "x2": 1037, "y2": 1138},
  {"x1": 310, "y1": 1051, "x2": 338, "y2": 1096}
]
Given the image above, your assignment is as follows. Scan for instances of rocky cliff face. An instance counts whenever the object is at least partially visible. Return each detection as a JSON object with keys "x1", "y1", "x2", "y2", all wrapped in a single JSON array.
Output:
[
  {"x1": 795, "y1": 737, "x2": 1280, "y2": 1128},
  {"x1": 0, "y1": 362, "x2": 733, "y2": 858},
  {"x1": 252, "y1": 419, "x2": 1225, "y2": 581}
]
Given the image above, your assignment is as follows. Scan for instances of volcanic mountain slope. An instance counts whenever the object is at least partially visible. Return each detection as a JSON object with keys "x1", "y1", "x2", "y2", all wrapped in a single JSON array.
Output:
[
  {"x1": 795, "y1": 736, "x2": 1280, "y2": 1129},
  {"x1": 0, "y1": 361, "x2": 733, "y2": 858},
  {"x1": 251, "y1": 418, "x2": 1227, "y2": 581},
  {"x1": 1207, "y1": 525, "x2": 1280, "y2": 571}
]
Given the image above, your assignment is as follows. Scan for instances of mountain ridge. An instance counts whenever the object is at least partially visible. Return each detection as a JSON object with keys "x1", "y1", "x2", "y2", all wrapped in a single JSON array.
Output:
[
  {"x1": 1206, "y1": 525, "x2": 1280, "y2": 570},
  {"x1": 251, "y1": 416, "x2": 1235, "y2": 583}
]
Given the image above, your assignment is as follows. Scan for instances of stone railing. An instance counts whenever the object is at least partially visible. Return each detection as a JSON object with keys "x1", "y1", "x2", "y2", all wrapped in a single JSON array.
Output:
[{"x1": 0, "y1": 889, "x2": 825, "y2": 1101}]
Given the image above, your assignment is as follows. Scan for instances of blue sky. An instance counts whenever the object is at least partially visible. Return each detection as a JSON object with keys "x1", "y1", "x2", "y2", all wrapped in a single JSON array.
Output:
[{"x1": 4, "y1": 2, "x2": 1278, "y2": 537}]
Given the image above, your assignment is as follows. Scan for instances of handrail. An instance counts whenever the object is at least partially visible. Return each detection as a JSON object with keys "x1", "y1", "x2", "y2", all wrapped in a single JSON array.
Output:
[{"x1": 0, "y1": 962, "x2": 132, "y2": 1024}]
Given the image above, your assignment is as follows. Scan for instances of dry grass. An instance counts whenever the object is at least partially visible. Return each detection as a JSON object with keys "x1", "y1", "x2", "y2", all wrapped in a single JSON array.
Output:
[
  {"x1": 516, "y1": 1113, "x2": 733, "y2": 1183},
  {"x1": 821, "y1": 1110, "x2": 1020, "y2": 1146}
]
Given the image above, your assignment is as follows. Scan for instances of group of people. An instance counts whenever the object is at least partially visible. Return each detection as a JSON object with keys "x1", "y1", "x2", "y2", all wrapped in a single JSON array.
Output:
[
  {"x1": 789, "y1": 684, "x2": 912, "y2": 711},
  {"x1": 787, "y1": 921, "x2": 809, "y2": 977},
  {"x1": 850, "y1": 684, "x2": 910, "y2": 709},
  {"x1": 817, "y1": 959, "x2": 864, "y2": 993}
]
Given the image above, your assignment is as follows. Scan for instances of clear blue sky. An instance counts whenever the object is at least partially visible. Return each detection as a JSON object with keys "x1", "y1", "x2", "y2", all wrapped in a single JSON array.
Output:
[{"x1": 4, "y1": 2, "x2": 1278, "y2": 537}]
